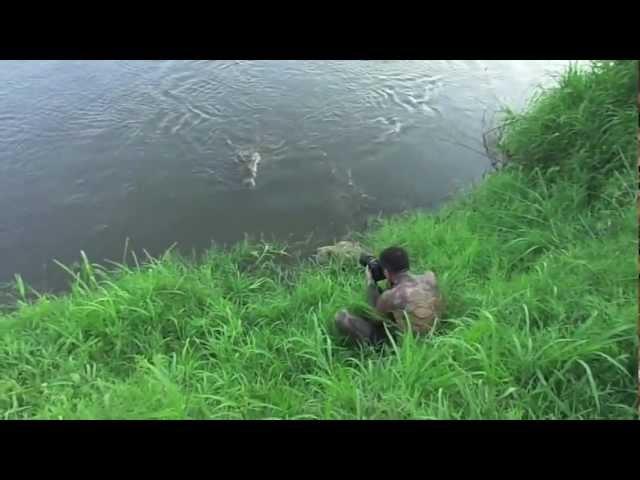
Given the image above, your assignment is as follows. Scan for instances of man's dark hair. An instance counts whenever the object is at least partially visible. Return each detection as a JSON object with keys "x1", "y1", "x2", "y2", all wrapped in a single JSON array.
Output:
[{"x1": 379, "y1": 246, "x2": 410, "y2": 274}]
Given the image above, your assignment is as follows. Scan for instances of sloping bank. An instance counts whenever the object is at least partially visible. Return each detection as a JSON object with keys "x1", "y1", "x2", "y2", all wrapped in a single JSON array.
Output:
[{"x1": 0, "y1": 60, "x2": 636, "y2": 419}]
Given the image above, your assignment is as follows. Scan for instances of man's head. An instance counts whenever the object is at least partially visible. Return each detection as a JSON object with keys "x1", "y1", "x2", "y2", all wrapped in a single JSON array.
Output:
[{"x1": 379, "y1": 246, "x2": 410, "y2": 281}]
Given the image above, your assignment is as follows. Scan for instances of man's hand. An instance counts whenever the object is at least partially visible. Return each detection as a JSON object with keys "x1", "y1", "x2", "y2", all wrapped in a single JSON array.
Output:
[
  {"x1": 366, "y1": 266, "x2": 381, "y2": 308},
  {"x1": 364, "y1": 266, "x2": 375, "y2": 285}
]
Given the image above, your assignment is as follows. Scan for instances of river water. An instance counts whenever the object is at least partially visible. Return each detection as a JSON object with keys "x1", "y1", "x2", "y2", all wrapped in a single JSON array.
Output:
[{"x1": 0, "y1": 60, "x2": 574, "y2": 293}]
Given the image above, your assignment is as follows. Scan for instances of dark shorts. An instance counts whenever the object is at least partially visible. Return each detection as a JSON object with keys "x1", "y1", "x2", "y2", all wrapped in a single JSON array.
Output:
[{"x1": 334, "y1": 310, "x2": 395, "y2": 346}]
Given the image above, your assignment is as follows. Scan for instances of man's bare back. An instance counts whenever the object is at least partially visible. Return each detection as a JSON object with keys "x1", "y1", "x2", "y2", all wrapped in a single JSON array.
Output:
[{"x1": 376, "y1": 271, "x2": 443, "y2": 334}]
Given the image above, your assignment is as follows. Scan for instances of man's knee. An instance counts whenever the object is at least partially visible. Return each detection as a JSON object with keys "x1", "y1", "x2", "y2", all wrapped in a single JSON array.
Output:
[
  {"x1": 335, "y1": 310, "x2": 351, "y2": 335},
  {"x1": 334, "y1": 310, "x2": 380, "y2": 345}
]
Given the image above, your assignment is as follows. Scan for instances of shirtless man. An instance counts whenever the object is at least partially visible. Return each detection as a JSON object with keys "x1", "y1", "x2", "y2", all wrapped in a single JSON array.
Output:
[{"x1": 335, "y1": 246, "x2": 443, "y2": 345}]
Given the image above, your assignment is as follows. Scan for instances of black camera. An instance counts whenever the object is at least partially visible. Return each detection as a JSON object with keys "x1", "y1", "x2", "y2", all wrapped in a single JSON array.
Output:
[{"x1": 359, "y1": 253, "x2": 386, "y2": 283}]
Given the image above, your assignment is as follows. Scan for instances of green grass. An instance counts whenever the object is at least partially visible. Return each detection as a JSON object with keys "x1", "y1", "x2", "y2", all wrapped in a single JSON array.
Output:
[{"x1": 0, "y1": 60, "x2": 637, "y2": 419}]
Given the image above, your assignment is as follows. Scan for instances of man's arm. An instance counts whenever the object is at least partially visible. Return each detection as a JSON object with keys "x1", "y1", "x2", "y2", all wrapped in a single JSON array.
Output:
[
  {"x1": 366, "y1": 282, "x2": 382, "y2": 308},
  {"x1": 375, "y1": 289, "x2": 402, "y2": 314},
  {"x1": 364, "y1": 267, "x2": 403, "y2": 314},
  {"x1": 365, "y1": 275, "x2": 401, "y2": 315}
]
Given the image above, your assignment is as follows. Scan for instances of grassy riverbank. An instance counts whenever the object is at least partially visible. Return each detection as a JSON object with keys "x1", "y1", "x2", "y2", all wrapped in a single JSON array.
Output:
[{"x1": 0, "y1": 60, "x2": 637, "y2": 419}]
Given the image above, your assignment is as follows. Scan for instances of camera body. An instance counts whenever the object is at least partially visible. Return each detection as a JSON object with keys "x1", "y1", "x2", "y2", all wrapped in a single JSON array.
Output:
[{"x1": 359, "y1": 253, "x2": 386, "y2": 283}]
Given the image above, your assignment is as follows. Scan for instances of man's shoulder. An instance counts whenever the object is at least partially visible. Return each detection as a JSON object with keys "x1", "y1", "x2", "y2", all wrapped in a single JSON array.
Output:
[{"x1": 417, "y1": 271, "x2": 437, "y2": 286}]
